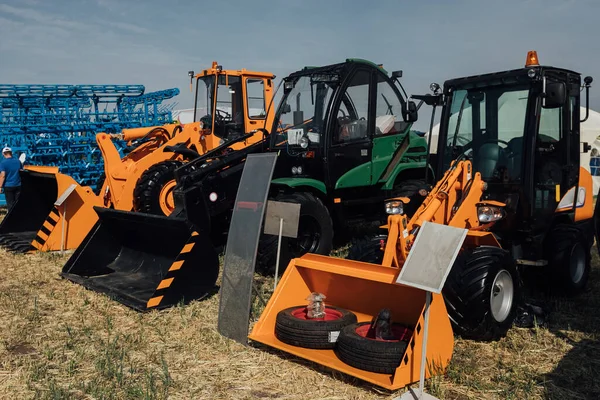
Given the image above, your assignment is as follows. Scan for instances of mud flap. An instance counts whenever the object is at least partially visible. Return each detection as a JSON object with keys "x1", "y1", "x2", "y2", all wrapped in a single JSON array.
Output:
[
  {"x1": 60, "y1": 207, "x2": 219, "y2": 311},
  {"x1": 0, "y1": 170, "x2": 59, "y2": 252}
]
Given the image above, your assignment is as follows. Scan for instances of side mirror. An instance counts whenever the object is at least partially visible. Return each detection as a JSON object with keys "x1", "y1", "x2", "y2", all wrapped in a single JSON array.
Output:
[
  {"x1": 282, "y1": 103, "x2": 291, "y2": 114},
  {"x1": 403, "y1": 101, "x2": 418, "y2": 123},
  {"x1": 543, "y1": 81, "x2": 567, "y2": 108}
]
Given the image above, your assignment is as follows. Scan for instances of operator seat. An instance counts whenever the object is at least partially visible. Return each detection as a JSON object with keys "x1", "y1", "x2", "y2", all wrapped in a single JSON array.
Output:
[{"x1": 474, "y1": 143, "x2": 506, "y2": 180}]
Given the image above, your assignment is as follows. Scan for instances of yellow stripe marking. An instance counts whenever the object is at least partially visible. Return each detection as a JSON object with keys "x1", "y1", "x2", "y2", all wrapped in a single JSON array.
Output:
[
  {"x1": 43, "y1": 221, "x2": 54, "y2": 231},
  {"x1": 555, "y1": 185, "x2": 561, "y2": 202},
  {"x1": 181, "y1": 243, "x2": 194, "y2": 253},
  {"x1": 147, "y1": 296, "x2": 163, "y2": 308},
  {"x1": 157, "y1": 278, "x2": 174, "y2": 290},
  {"x1": 169, "y1": 260, "x2": 184, "y2": 271},
  {"x1": 36, "y1": 231, "x2": 49, "y2": 240}
]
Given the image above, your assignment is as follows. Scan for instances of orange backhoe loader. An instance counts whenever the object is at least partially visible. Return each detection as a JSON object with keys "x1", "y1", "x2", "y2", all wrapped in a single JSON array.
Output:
[
  {"x1": 248, "y1": 52, "x2": 599, "y2": 391},
  {"x1": 0, "y1": 62, "x2": 276, "y2": 253}
]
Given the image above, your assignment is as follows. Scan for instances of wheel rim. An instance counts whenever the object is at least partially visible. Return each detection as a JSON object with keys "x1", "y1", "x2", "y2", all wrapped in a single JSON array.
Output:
[
  {"x1": 355, "y1": 323, "x2": 413, "y2": 342},
  {"x1": 490, "y1": 269, "x2": 514, "y2": 323},
  {"x1": 569, "y1": 242, "x2": 586, "y2": 285},
  {"x1": 288, "y1": 215, "x2": 321, "y2": 256},
  {"x1": 290, "y1": 307, "x2": 342, "y2": 321},
  {"x1": 158, "y1": 179, "x2": 177, "y2": 216}
]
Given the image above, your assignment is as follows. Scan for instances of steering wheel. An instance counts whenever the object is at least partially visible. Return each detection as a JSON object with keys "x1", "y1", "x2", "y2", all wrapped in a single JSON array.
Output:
[
  {"x1": 453, "y1": 138, "x2": 512, "y2": 163},
  {"x1": 215, "y1": 108, "x2": 231, "y2": 121}
]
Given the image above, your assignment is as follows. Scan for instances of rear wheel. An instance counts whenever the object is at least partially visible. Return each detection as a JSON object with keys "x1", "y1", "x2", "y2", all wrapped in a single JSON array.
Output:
[
  {"x1": 346, "y1": 234, "x2": 386, "y2": 264},
  {"x1": 256, "y1": 191, "x2": 333, "y2": 275},
  {"x1": 443, "y1": 246, "x2": 521, "y2": 341},
  {"x1": 133, "y1": 160, "x2": 183, "y2": 216},
  {"x1": 545, "y1": 224, "x2": 591, "y2": 295}
]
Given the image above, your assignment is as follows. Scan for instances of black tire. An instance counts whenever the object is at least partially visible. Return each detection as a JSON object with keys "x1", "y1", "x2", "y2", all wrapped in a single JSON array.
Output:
[
  {"x1": 443, "y1": 246, "x2": 521, "y2": 341},
  {"x1": 545, "y1": 224, "x2": 591, "y2": 296},
  {"x1": 133, "y1": 160, "x2": 183, "y2": 216},
  {"x1": 392, "y1": 178, "x2": 429, "y2": 217},
  {"x1": 274, "y1": 305, "x2": 357, "y2": 349},
  {"x1": 346, "y1": 234, "x2": 387, "y2": 264},
  {"x1": 335, "y1": 322, "x2": 411, "y2": 374},
  {"x1": 257, "y1": 192, "x2": 333, "y2": 274}
]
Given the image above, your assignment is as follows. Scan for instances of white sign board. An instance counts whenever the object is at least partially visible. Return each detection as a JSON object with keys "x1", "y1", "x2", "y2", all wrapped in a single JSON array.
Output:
[
  {"x1": 54, "y1": 184, "x2": 78, "y2": 207},
  {"x1": 264, "y1": 200, "x2": 300, "y2": 239},
  {"x1": 395, "y1": 221, "x2": 468, "y2": 293}
]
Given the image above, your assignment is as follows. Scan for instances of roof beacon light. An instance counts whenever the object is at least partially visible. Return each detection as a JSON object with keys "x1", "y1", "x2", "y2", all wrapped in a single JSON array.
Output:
[{"x1": 525, "y1": 51, "x2": 539, "y2": 67}]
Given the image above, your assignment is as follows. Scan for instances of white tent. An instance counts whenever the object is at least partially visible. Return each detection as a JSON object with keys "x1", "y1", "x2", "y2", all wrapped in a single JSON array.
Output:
[{"x1": 426, "y1": 107, "x2": 600, "y2": 194}]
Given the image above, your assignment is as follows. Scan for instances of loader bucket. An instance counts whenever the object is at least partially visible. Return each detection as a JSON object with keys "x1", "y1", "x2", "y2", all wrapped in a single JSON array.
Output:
[
  {"x1": 60, "y1": 207, "x2": 219, "y2": 311},
  {"x1": 0, "y1": 169, "x2": 103, "y2": 253},
  {"x1": 248, "y1": 254, "x2": 454, "y2": 391}
]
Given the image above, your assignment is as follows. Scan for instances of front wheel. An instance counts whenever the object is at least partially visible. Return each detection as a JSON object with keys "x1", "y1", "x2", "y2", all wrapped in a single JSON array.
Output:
[
  {"x1": 443, "y1": 246, "x2": 521, "y2": 341},
  {"x1": 133, "y1": 160, "x2": 183, "y2": 216}
]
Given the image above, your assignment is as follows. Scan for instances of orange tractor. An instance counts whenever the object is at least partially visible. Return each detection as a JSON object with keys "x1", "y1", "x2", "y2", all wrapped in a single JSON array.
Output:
[
  {"x1": 249, "y1": 52, "x2": 598, "y2": 391},
  {"x1": 0, "y1": 62, "x2": 275, "y2": 252}
]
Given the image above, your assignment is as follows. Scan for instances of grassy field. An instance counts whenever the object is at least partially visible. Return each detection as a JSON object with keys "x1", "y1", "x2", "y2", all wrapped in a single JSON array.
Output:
[{"x1": 0, "y1": 209, "x2": 598, "y2": 399}]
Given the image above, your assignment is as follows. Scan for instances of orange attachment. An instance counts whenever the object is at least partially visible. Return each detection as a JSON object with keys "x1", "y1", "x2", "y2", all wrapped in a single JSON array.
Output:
[
  {"x1": 27, "y1": 171, "x2": 103, "y2": 252},
  {"x1": 525, "y1": 50, "x2": 539, "y2": 67},
  {"x1": 248, "y1": 254, "x2": 454, "y2": 390}
]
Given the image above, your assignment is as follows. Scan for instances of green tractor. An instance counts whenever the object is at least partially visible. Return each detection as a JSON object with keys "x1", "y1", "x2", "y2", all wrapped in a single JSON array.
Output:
[{"x1": 60, "y1": 59, "x2": 433, "y2": 311}]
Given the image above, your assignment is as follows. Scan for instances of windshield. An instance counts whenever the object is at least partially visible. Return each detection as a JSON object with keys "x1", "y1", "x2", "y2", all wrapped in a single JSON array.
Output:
[
  {"x1": 194, "y1": 74, "x2": 244, "y2": 140},
  {"x1": 272, "y1": 75, "x2": 338, "y2": 148},
  {"x1": 443, "y1": 84, "x2": 530, "y2": 182},
  {"x1": 194, "y1": 75, "x2": 215, "y2": 122}
]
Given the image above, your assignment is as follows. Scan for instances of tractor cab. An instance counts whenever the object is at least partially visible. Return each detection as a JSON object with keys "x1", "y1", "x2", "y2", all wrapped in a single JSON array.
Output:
[
  {"x1": 267, "y1": 59, "x2": 426, "y2": 217},
  {"x1": 433, "y1": 51, "x2": 594, "y2": 250},
  {"x1": 191, "y1": 62, "x2": 275, "y2": 142}
]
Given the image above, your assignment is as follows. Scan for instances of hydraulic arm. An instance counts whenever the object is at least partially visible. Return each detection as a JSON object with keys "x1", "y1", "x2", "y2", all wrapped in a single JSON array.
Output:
[{"x1": 382, "y1": 158, "x2": 503, "y2": 268}]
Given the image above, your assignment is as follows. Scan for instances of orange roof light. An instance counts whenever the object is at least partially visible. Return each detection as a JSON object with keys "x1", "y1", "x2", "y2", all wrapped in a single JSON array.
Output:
[{"x1": 525, "y1": 51, "x2": 539, "y2": 67}]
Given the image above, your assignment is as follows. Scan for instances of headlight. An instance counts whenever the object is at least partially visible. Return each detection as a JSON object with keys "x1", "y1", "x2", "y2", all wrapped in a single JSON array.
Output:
[
  {"x1": 300, "y1": 136, "x2": 309, "y2": 149},
  {"x1": 385, "y1": 200, "x2": 404, "y2": 215},
  {"x1": 209, "y1": 192, "x2": 218, "y2": 202},
  {"x1": 477, "y1": 205, "x2": 505, "y2": 223},
  {"x1": 296, "y1": 165, "x2": 303, "y2": 174},
  {"x1": 291, "y1": 166, "x2": 298, "y2": 174}
]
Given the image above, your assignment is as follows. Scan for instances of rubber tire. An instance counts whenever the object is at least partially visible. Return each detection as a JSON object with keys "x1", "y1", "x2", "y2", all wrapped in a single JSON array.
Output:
[
  {"x1": 392, "y1": 178, "x2": 428, "y2": 217},
  {"x1": 335, "y1": 322, "x2": 410, "y2": 374},
  {"x1": 274, "y1": 306, "x2": 357, "y2": 349},
  {"x1": 133, "y1": 160, "x2": 183, "y2": 216},
  {"x1": 443, "y1": 246, "x2": 521, "y2": 341},
  {"x1": 545, "y1": 224, "x2": 591, "y2": 296},
  {"x1": 346, "y1": 234, "x2": 387, "y2": 264},
  {"x1": 257, "y1": 192, "x2": 333, "y2": 274}
]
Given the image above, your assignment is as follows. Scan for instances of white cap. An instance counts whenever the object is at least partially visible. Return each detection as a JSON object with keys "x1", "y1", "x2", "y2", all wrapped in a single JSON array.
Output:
[{"x1": 2, "y1": 147, "x2": 11, "y2": 153}]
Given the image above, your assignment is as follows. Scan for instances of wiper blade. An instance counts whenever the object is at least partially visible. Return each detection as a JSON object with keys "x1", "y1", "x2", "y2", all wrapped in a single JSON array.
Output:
[{"x1": 452, "y1": 93, "x2": 468, "y2": 148}]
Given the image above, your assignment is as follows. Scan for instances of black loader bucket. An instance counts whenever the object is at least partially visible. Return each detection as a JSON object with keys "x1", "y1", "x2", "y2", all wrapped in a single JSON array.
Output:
[
  {"x1": 60, "y1": 207, "x2": 219, "y2": 311},
  {"x1": 0, "y1": 169, "x2": 59, "y2": 252}
]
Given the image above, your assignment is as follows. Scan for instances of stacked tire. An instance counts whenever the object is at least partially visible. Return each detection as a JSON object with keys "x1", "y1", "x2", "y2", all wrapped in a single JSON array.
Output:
[{"x1": 274, "y1": 306, "x2": 412, "y2": 374}]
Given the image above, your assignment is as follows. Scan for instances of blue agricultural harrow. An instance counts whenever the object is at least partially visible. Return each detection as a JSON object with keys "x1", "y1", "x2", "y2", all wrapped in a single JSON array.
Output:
[{"x1": 0, "y1": 84, "x2": 179, "y2": 206}]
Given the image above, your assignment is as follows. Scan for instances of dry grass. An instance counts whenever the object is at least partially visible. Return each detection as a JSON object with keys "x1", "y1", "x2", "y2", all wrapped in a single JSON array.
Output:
[{"x1": 0, "y1": 207, "x2": 598, "y2": 399}]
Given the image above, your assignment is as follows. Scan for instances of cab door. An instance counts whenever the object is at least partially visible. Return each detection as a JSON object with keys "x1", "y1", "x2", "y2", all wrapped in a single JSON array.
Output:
[
  {"x1": 370, "y1": 71, "x2": 412, "y2": 184},
  {"x1": 326, "y1": 69, "x2": 374, "y2": 190},
  {"x1": 532, "y1": 74, "x2": 574, "y2": 229}
]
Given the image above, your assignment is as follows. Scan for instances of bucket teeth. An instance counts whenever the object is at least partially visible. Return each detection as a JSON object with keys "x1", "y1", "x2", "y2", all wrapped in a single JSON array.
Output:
[{"x1": 0, "y1": 233, "x2": 36, "y2": 253}]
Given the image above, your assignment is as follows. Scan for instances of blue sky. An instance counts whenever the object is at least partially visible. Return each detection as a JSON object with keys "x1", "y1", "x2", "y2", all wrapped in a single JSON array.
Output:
[{"x1": 1, "y1": 0, "x2": 599, "y2": 131}]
